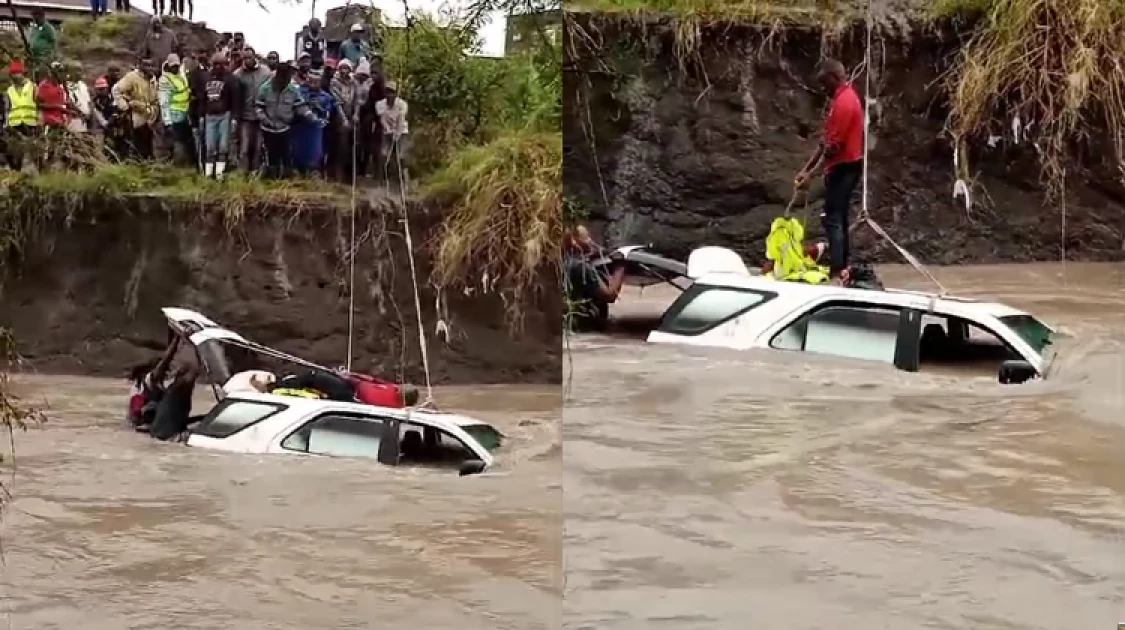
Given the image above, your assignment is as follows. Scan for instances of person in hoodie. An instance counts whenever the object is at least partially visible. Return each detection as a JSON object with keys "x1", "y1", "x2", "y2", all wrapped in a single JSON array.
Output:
[
  {"x1": 201, "y1": 52, "x2": 241, "y2": 179},
  {"x1": 158, "y1": 53, "x2": 196, "y2": 166},
  {"x1": 232, "y1": 46, "x2": 272, "y2": 173},
  {"x1": 255, "y1": 62, "x2": 314, "y2": 179},
  {"x1": 292, "y1": 70, "x2": 333, "y2": 175},
  {"x1": 141, "y1": 18, "x2": 179, "y2": 68},
  {"x1": 329, "y1": 58, "x2": 359, "y2": 182}
]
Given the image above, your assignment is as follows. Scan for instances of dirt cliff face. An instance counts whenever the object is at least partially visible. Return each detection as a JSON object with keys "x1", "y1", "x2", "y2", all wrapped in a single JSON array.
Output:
[
  {"x1": 0, "y1": 195, "x2": 560, "y2": 385},
  {"x1": 563, "y1": 17, "x2": 1125, "y2": 265}
]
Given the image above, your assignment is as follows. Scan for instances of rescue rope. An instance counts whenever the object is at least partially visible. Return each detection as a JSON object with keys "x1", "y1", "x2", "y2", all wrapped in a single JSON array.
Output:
[
  {"x1": 386, "y1": 133, "x2": 436, "y2": 408},
  {"x1": 854, "y1": 0, "x2": 948, "y2": 295},
  {"x1": 345, "y1": 106, "x2": 359, "y2": 372}
]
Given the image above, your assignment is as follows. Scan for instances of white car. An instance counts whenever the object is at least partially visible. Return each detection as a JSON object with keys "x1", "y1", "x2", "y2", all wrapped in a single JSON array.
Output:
[
  {"x1": 161, "y1": 307, "x2": 502, "y2": 474},
  {"x1": 602, "y1": 246, "x2": 1056, "y2": 384},
  {"x1": 187, "y1": 392, "x2": 501, "y2": 475}
]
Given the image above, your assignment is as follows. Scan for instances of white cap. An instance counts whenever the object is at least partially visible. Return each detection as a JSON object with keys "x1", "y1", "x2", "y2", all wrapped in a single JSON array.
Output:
[{"x1": 350, "y1": 23, "x2": 364, "y2": 32}]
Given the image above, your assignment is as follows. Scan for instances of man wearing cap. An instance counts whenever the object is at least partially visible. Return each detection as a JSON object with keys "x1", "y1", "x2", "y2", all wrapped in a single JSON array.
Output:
[
  {"x1": 296, "y1": 18, "x2": 327, "y2": 71},
  {"x1": 142, "y1": 18, "x2": 179, "y2": 67},
  {"x1": 112, "y1": 57, "x2": 159, "y2": 159},
  {"x1": 329, "y1": 58, "x2": 359, "y2": 182},
  {"x1": 157, "y1": 53, "x2": 196, "y2": 166},
  {"x1": 374, "y1": 80, "x2": 409, "y2": 187},
  {"x1": 339, "y1": 24, "x2": 371, "y2": 67},
  {"x1": 4, "y1": 61, "x2": 38, "y2": 171}
]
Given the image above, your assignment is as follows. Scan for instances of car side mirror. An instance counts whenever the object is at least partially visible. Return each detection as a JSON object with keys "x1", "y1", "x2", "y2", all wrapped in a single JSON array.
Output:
[
  {"x1": 459, "y1": 459, "x2": 486, "y2": 477},
  {"x1": 998, "y1": 360, "x2": 1037, "y2": 385}
]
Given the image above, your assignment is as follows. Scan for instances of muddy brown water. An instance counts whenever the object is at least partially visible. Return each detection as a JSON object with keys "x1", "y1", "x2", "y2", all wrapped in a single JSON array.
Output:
[
  {"x1": 0, "y1": 380, "x2": 561, "y2": 629},
  {"x1": 564, "y1": 263, "x2": 1125, "y2": 629}
]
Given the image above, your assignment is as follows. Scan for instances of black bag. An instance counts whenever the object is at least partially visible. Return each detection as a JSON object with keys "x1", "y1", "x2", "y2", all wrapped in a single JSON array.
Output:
[{"x1": 273, "y1": 370, "x2": 356, "y2": 402}]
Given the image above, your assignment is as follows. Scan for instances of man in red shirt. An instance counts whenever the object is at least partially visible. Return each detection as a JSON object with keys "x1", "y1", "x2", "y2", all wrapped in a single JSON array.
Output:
[
  {"x1": 796, "y1": 58, "x2": 864, "y2": 281},
  {"x1": 36, "y1": 61, "x2": 73, "y2": 166}
]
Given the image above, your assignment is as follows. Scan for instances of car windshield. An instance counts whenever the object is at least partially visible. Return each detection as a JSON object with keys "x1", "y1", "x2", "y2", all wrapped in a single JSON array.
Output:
[
  {"x1": 462, "y1": 424, "x2": 503, "y2": 451},
  {"x1": 999, "y1": 315, "x2": 1053, "y2": 356}
]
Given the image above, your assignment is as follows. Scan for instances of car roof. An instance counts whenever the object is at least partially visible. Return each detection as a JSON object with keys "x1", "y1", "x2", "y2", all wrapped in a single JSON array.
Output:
[
  {"x1": 224, "y1": 392, "x2": 494, "y2": 431},
  {"x1": 694, "y1": 272, "x2": 1032, "y2": 320}
]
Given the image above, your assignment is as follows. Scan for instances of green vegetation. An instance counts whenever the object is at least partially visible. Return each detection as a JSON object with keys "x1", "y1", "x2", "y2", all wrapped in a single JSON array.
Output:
[
  {"x1": 0, "y1": 328, "x2": 44, "y2": 512},
  {"x1": 933, "y1": 0, "x2": 1125, "y2": 197},
  {"x1": 380, "y1": 9, "x2": 561, "y2": 327}
]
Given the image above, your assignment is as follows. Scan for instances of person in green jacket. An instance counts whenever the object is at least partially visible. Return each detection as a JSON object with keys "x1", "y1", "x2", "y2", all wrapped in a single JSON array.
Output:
[{"x1": 28, "y1": 10, "x2": 57, "y2": 65}]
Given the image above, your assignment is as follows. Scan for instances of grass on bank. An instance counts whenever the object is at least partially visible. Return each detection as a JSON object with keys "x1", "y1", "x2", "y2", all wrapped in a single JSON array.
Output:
[
  {"x1": 426, "y1": 131, "x2": 562, "y2": 329},
  {"x1": 937, "y1": 0, "x2": 1125, "y2": 196}
]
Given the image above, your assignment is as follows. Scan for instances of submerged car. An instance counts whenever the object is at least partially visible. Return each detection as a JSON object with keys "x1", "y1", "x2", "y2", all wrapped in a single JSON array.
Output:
[
  {"x1": 600, "y1": 246, "x2": 1056, "y2": 385},
  {"x1": 188, "y1": 392, "x2": 501, "y2": 475},
  {"x1": 162, "y1": 307, "x2": 503, "y2": 474}
]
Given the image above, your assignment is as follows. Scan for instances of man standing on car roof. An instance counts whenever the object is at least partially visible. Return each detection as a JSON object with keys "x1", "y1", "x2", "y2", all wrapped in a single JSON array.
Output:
[
  {"x1": 794, "y1": 58, "x2": 864, "y2": 284},
  {"x1": 564, "y1": 225, "x2": 627, "y2": 333}
]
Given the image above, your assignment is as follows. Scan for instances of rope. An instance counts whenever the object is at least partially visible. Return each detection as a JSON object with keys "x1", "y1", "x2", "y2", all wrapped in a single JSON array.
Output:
[
  {"x1": 388, "y1": 133, "x2": 436, "y2": 407},
  {"x1": 345, "y1": 106, "x2": 358, "y2": 371},
  {"x1": 851, "y1": 0, "x2": 947, "y2": 296}
]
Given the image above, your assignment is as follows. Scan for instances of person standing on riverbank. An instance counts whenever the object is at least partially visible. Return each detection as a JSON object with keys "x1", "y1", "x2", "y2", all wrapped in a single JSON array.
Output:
[
  {"x1": 233, "y1": 47, "x2": 271, "y2": 173},
  {"x1": 158, "y1": 53, "x2": 196, "y2": 166},
  {"x1": 201, "y1": 52, "x2": 239, "y2": 179},
  {"x1": 28, "y1": 10, "x2": 58, "y2": 66},
  {"x1": 112, "y1": 57, "x2": 159, "y2": 159},
  {"x1": 795, "y1": 58, "x2": 863, "y2": 283},
  {"x1": 4, "y1": 60, "x2": 38, "y2": 171},
  {"x1": 256, "y1": 62, "x2": 312, "y2": 179},
  {"x1": 375, "y1": 80, "x2": 409, "y2": 188}
]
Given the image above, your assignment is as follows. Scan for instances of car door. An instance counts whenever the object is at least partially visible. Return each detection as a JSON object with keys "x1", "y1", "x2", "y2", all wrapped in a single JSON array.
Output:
[
  {"x1": 274, "y1": 408, "x2": 403, "y2": 466},
  {"x1": 767, "y1": 299, "x2": 917, "y2": 368}
]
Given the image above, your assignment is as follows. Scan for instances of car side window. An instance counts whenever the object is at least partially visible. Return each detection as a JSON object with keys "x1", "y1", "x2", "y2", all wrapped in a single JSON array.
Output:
[
  {"x1": 399, "y1": 422, "x2": 477, "y2": 466},
  {"x1": 659, "y1": 286, "x2": 774, "y2": 336},
  {"x1": 282, "y1": 413, "x2": 386, "y2": 459},
  {"x1": 771, "y1": 303, "x2": 901, "y2": 364}
]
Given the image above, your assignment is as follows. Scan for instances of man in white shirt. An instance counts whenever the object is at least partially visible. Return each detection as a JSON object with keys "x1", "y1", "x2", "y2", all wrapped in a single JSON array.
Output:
[{"x1": 375, "y1": 80, "x2": 409, "y2": 188}]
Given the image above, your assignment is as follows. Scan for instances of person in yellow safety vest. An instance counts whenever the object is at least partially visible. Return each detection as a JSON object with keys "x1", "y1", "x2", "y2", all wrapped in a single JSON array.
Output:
[
  {"x1": 157, "y1": 53, "x2": 198, "y2": 167},
  {"x1": 764, "y1": 216, "x2": 831, "y2": 285},
  {"x1": 4, "y1": 59, "x2": 39, "y2": 171}
]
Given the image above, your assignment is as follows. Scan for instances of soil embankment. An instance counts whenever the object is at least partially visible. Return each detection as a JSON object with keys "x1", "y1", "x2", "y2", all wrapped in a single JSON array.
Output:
[
  {"x1": 563, "y1": 14, "x2": 1125, "y2": 264},
  {"x1": 0, "y1": 192, "x2": 561, "y2": 385}
]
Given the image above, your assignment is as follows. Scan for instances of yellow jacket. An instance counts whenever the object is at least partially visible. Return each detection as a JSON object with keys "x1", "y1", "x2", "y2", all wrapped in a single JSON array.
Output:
[{"x1": 111, "y1": 69, "x2": 159, "y2": 128}]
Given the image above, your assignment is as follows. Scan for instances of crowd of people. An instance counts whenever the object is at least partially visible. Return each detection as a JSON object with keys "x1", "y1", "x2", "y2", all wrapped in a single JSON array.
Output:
[{"x1": 2, "y1": 14, "x2": 410, "y2": 185}]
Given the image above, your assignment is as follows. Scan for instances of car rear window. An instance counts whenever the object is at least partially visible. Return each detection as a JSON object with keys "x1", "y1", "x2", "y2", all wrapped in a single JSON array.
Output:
[
  {"x1": 658, "y1": 285, "x2": 775, "y2": 336},
  {"x1": 194, "y1": 399, "x2": 286, "y2": 439}
]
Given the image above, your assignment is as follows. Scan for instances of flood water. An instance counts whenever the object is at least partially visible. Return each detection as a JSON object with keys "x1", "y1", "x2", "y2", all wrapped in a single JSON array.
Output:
[
  {"x1": 0, "y1": 380, "x2": 561, "y2": 629},
  {"x1": 564, "y1": 263, "x2": 1125, "y2": 629}
]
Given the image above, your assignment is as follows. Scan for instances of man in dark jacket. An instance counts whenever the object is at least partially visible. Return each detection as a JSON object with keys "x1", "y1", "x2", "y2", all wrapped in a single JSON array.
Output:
[{"x1": 232, "y1": 46, "x2": 272, "y2": 173}]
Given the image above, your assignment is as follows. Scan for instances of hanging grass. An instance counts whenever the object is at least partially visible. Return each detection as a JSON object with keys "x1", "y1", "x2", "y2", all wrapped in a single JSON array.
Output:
[
  {"x1": 938, "y1": 0, "x2": 1125, "y2": 196},
  {"x1": 425, "y1": 131, "x2": 562, "y2": 332}
]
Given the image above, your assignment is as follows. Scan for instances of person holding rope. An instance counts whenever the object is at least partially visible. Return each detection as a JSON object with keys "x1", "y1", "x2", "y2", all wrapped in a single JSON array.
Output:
[
  {"x1": 375, "y1": 80, "x2": 409, "y2": 189},
  {"x1": 794, "y1": 58, "x2": 864, "y2": 284}
]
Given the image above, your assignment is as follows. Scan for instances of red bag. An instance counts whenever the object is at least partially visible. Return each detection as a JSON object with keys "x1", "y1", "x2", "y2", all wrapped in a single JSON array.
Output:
[{"x1": 344, "y1": 372, "x2": 405, "y2": 408}]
